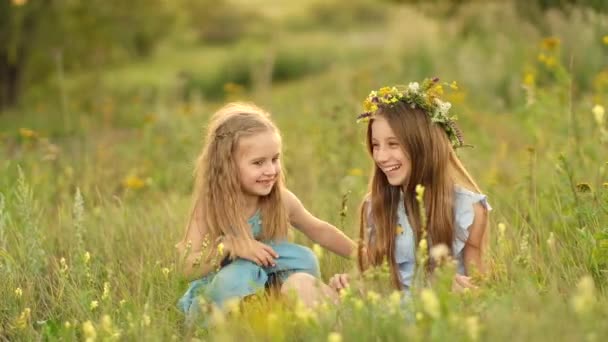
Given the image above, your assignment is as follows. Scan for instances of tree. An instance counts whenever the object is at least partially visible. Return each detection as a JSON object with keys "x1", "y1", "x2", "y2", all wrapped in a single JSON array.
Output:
[{"x1": 0, "y1": 0, "x2": 175, "y2": 111}]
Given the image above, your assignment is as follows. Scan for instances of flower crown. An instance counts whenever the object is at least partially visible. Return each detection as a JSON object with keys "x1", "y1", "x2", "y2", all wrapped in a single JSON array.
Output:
[{"x1": 357, "y1": 77, "x2": 465, "y2": 149}]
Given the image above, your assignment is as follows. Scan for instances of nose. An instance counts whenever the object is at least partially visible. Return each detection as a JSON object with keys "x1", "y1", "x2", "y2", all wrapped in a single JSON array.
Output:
[
  {"x1": 374, "y1": 146, "x2": 389, "y2": 164},
  {"x1": 264, "y1": 163, "x2": 278, "y2": 176}
]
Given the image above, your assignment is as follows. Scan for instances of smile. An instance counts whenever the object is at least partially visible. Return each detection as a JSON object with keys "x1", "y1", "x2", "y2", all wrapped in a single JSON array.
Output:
[{"x1": 382, "y1": 165, "x2": 401, "y2": 173}]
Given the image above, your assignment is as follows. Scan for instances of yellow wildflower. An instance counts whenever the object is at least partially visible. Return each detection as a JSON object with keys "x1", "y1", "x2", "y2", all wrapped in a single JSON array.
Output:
[
  {"x1": 538, "y1": 53, "x2": 547, "y2": 63},
  {"x1": 523, "y1": 72, "x2": 535, "y2": 86},
  {"x1": 64, "y1": 321, "x2": 71, "y2": 329},
  {"x1": 388, "y1": 291, "x2": 402, "y2": 310},
  {"x1": 547, "y1": 232, "x2": 555, "y2": 248},
  {"x1": 603, "y1": 35, "x2": 608, "y2": 45},
  {"x1": 433, "y1": 84, "x2": 444, "y2": 95},
  {"x1": 83, "y1": 251, "x2": 91, "y2": 264},
  {"x1": 420, "y1": 288, "x2": 440, "y2": 319},
  {"x1": 101, "y1": 315, "x2": 113, "y2": 333},
  {"x1": 225, "y1": 298, "x2": 241, "y2": 315},
  {"x1": 327, "y1": 332, "x2": 342, "y2": 342},
  {"x1": 142, "y1": 314, "x2": 151, "y2": 327},
  {"x1": 12, "y1": 0, "x2": 28, "y2": 6},
  {"x1": 19, "y1": 128, "x2": 37, "y2": 139},
  {"x1": 571, "y1": 275, "x2": 595, "y2": 315},
  {"x1": 541, "y1": 37, "x2": 560, "y2": 50},
  {"x1": 415, "y1": 311, "x2": 424, "y2": 321},
  {"x1": 82, "y1": 320, "x2": 97, "y2": 342},
  {"x1": 90, "y1": 300, "x2": 99, "y2": 311},
  {"x1": 59, "y1": 257, "x2": 69, "y2": 274},
  {"x1": 592, "y1": 104, "x2": 605, "y2": 126},
  {"x1": 122, "y1": 175, "x2": 146, "y2": 190},
  {"x1": 15, "y1": 308, "x2": 31, "y2": 330},
  {"x1": 465, "y1": 316, "x2": 481, "y2": 341},
  {"x1": 15, "y1": 287, "x2": 23, "y2": 298},
  {"x1": 101, "y1": 282, "x2": 110, "y2": 301},
  {"x1": 312, "y1": 243, "x2": 323, "y2": 260},
  {"x1": 294, "y1": 300, "x2": 315, "y2": 321},
  {"x1": 544, "y1": 56, "x2": 557, "y2": 68},
  {"x1": 378, "y1": 86, "x2": 392, "y2": 96},
  {"x1": 498, "y1": 223, "x2": 506, "y2": 237},
  {"x1": 363, "y1": 99, "x2": 375, "y2": 112},
  {"x1": 418, "y1": 238, "x2": 428, "y2": 251},
  {"x1": 366, "y1": 290, "x2": 380, "y2": 304},
  {"x1": 348, "y1": 168, "x2": 363, "y2": 176},
  {"x1": 450, "y1": 81, "x2": 458, "y2": 90},
  {"x1": 415, "y1": 184, "x2": 425, "y2": 201},
  {"x1": 161, "y1": 267, "x2": 170, "y2": 279}
]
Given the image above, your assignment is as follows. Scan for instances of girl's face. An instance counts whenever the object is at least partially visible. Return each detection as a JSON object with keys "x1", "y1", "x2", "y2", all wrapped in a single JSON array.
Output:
[
  {"x1": 371, "y1": 115, "x2": 411, "y2": 187},
  {"x1": 235, "y1": 130, "x2": 281, "y2": 199}
]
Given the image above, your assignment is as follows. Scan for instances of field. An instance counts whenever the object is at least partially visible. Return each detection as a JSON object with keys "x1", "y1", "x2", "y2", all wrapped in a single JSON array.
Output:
[{"x1": 1, "y1": 1, "x2": 607, "y2": 341}]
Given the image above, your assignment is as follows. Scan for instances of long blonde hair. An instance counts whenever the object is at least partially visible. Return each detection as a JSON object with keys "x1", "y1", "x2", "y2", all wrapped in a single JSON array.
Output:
[
  {"x1": 179, "y1": 102, "x2": 289, "y2": 254},
  {"x1": 357, "y1": 102, "x2": 482, "y2": 289}
]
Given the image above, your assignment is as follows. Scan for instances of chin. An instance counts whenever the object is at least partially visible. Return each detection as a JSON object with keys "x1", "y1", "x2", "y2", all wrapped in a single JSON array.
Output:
[{"x1": 386, "y1": 175, "x2": 406, "y2": 187}]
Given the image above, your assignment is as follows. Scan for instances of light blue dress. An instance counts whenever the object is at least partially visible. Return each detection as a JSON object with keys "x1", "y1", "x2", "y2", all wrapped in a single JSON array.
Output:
[
  {"x1": 367, "y1": 186, "x2": 491, "y2": 291},
  {"x1": 177, "y1": 211, "x2": 320, "y2": 316}
]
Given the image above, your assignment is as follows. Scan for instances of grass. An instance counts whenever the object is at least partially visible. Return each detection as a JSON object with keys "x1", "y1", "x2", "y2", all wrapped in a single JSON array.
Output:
[{"x1": 1, "y1": 1, "x2": 607, "y2": 341}]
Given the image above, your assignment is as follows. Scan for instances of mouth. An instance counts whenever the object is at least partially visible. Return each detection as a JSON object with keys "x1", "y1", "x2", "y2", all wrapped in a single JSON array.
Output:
[
  {"x1": 257, "y1": 179, "x2": 276, "y2": 186},
  {"x1": 381, "y1": 164, "x2": 401, "y2": 174}
]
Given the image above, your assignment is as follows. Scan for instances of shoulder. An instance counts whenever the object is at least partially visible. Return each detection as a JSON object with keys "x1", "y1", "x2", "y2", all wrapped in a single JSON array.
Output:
[
  {"x1": 453, "y1": 186, "x2": 491, "y2": 238},
  {"x1": 281, "y1": 188, "x2": 303, "y2": 215}
]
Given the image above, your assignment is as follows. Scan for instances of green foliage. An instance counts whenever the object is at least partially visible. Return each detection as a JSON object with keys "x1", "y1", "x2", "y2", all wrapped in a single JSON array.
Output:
[
  {"x1": 0, "y1": 0, "x2": 175, "y2": 109},
  {"x1": 0, "y1": 1, "x2": 608, "y2": 340}
]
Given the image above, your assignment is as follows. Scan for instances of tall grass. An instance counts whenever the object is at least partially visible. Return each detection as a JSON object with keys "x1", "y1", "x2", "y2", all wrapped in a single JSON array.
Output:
[{"x1": 0, "y1": 2, "x2": 607, "y2": 341}]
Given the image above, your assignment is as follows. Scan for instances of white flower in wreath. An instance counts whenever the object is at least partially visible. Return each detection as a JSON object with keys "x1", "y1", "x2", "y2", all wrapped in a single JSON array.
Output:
[{"x1": 408, "y1": 82, "x2": 420, "y2": 92}]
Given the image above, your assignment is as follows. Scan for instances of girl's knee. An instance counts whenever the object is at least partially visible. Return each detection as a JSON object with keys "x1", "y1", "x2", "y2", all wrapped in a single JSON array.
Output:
[{"x1": 280, "y1": 272, "x2": 317, "y2": 296}]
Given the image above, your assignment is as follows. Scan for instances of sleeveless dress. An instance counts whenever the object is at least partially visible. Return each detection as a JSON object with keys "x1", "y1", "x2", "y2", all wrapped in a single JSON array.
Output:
[
  {"x1": 366, "y1": 186, "x2": 491, "y2": 291},
  {"x1": 178, "y1": 211, "x2": 320, "y2": 317}
]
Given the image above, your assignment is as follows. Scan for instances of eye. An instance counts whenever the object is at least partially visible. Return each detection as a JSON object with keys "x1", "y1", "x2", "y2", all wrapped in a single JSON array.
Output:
[
  {"x1": 389, "y1": 141, "x2": 400, "y2": 147},
  {"x1": 371, "y1": 143, "x2": 380, "y2": 149},
  {"x1": 253, "y1": 160, "x2": 264, "y2": 166},
  {"x1": 272, "y1": 157, "x2": 280, "y2": 163}
]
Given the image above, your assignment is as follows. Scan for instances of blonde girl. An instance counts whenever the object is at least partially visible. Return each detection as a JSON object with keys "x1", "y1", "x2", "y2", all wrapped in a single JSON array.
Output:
[
  {"x1": 176, "y1": 102, "x2": 355, "y2": 318},
  {"x1": 329, "y1": 79, "x2": 491, "y2": 293}
]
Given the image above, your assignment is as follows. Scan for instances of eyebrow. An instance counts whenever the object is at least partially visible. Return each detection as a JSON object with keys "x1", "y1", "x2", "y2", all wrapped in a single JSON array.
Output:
[{"x1": 250, "y1": 153, "x2": 280, "y2": 161}]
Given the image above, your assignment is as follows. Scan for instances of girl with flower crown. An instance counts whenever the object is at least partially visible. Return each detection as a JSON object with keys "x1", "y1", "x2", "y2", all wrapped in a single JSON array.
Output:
[
  {"x1": 176, "y1": 102, "x2": 355, "y2": 320},
  {"x1": 329, "y1": 79, "x2": 491, "y2": 293}
]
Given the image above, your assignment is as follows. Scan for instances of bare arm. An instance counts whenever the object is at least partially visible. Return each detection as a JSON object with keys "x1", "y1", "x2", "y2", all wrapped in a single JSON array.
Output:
[
  {"x1": 463, "y1": 202, "x2": 489, "y2": 276},
  {"x1": 283, "y1": 189, "x2": 356, "y2": 258}
]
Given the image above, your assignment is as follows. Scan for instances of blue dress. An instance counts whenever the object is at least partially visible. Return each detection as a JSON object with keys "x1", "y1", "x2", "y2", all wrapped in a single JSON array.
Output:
[
  {"x1": 178, "y1": 211, "x2": 320, "y2": 316},
  {"x1": 367, "y1": 186, "x2": 491, "y2": 291}
]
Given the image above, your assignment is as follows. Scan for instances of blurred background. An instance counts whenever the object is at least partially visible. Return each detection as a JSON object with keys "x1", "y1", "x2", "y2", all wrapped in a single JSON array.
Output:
[{"x1": 1, "y1": 0, "x2": 607, "y2": 340}]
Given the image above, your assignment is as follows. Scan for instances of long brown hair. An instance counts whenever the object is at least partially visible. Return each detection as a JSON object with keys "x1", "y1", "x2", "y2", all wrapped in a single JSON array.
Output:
[
  {"x1": 357, "y1": 102, "x2": 482, "y2": 289},
  {"x1": 179, "y1": 102, "x2": 289, "y2": 255}
]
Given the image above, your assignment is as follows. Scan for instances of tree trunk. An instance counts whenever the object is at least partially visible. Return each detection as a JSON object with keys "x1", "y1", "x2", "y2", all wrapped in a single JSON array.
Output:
[{"x1": 0, "y1": 51, "x2": 21, "y2": 111}]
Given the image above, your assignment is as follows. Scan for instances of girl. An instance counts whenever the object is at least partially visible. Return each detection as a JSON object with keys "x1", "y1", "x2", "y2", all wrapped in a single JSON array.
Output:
[
  {"x1": 329, "y1": 79, "x2": 491, "y2": 293},
  {"x1": 176, "y1": 102, "x2": 355, "y2": 318}
]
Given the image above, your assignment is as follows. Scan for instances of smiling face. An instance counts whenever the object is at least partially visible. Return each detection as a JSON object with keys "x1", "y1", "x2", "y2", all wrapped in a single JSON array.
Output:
[
  {"x1": 370, "y1": 115, "x2": 411, "y2": 187},
  {"x1": 235, "y1": 130, "x2": 282, "y2": 201}
]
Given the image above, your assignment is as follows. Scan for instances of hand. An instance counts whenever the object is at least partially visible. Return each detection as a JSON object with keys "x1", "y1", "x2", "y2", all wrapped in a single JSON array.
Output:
[
  {"x1": 232, "y1": 240, "x2": 279, "y2": 267},
  {"x1": 452, "y1": 274, "x2": 478, "y2": 293},
  {"x1": 328, "y1": 273, "x2": 350, "y2": 293}
]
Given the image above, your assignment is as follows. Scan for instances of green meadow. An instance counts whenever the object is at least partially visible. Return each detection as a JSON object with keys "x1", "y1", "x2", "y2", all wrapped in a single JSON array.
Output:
[{"x1": 1, "y1": 1, "x2": 607, "y2": 340}]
